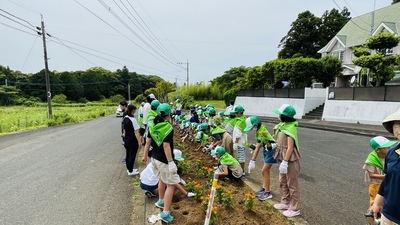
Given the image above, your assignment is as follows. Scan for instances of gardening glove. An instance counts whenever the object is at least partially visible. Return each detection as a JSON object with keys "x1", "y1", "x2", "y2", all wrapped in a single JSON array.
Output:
[
  {"x1": 168, "y1": 161, "x2": 178, "y2": 173},
  {"x1": 248, "y1": 160, "x2": 256, "y2": 173},
  {"x1": 279, "y1": 160, "x2": 288, "y2": 174},
  {"x1": 233, "y1": 143, "x2": 239, "y2": 151},
  {"x1": 271, "y1": 143, "x2": 277, "y2": 149}
]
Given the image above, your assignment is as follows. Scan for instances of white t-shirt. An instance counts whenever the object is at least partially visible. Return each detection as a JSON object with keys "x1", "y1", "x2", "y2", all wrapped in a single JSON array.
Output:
[
  {"x1": 142, "y1": 103, "x2": 151, "y2": 125},
  {"x1": 140, "y1": 163, "x2": 159, "y2": 186},
  {"x1": 226, "y1": 105, "x2": 234, "y2": 113},
  {"x1": 127, "y1": 116, "x2": 140, "y2": 130},
  {"x1": 233, "y1": 126, "x2": 247, "y2": 146}
]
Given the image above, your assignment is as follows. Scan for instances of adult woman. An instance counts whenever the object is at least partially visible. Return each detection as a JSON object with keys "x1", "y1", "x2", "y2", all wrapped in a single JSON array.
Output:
[
  {"x1": 369, "y1": 109, "x2": 400, "y2": 224},
  {"x1": 245, "y1": 116, "x2": 277, "y2": 200},
  {"x1": 142, "y1": 103, "x2": 179, "y2": 223},
  {"x1": 272, "y1": 104, "x2": 301, "y2": 218},
  {"x1": 122, "y1": 104, "x2": 141, "y2": 176}
]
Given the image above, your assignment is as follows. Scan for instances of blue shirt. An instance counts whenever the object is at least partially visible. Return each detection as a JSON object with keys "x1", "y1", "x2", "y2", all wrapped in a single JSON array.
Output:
[{"x1": 382, "y1": 143, "x2": 400, "y2": 223}]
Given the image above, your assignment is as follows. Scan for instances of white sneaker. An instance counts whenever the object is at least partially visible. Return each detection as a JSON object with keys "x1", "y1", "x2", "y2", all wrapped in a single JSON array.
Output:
[
  {"x1": 128, "y1": 170, "x2": 139, "y2": 176},
  {"x1": 186, "y1": 192, "x2": 195, "y2": 198}
]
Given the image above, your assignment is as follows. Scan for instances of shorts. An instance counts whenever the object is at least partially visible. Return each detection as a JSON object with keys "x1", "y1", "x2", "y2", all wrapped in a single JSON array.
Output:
[
  {"x1": 237, "y1": 146, "x2": 245, "y2": 163},
  {"x1": 140, "y1": 181, "x2": 158, "y2": 192},
  {"x1": 151, "y1": 158, "x2": 181, "y2": 185},
  {"x1": 139, "y1": 127, "x2": 146, "y2": 136},
  {"x1": 262, "y1": 147, "x2": 277, "y2": 164},
  {"x1": 175, "y1": 110, "x2": 181, "y2": 116}
]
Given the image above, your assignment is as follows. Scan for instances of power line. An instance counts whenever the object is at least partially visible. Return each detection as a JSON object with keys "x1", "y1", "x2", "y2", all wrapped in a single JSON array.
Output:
[
  {"x1": 0, "y1": 12, "x2": 39, "y2": 33},
  {"x1": 121, "y1": 0, "x2": 180, "y2": 62},
  {"x1": 331, "y1": 0, "x2": 371, "y2": 33},
  {"x1": 342, "y1": 0, "x2": 370, "y2": 26},
  {"x1": 97, "y1": 0, "x2": 177, "y2": 66},
  {"x1": 48, "y1": 36, "x2": 184, "y2": 81},
  {"x1": 74, "y1": 0, "x2": 177, "y2": 71},
  {"x1": 0, "y1": 9, "x2": 39, "y2": 29},
  {"x1": 0, "y1": 21, "x2": 38, "y2": 36},
  {"x1": 21, "y1": 36, "x2": 40, "y2": 71},
  {"x1": 134, "y1": 0, "x2": 187, "y2": 59}
]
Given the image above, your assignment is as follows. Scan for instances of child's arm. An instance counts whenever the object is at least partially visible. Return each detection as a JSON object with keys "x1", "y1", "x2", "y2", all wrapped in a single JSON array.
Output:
[{"x1": 367, "y1": 171, "x2": 385, "y2": 180}]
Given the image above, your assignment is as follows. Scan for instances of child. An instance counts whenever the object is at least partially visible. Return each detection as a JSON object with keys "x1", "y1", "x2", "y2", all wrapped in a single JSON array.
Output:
[
  {"x1": 245, "y1": 116, "x2": 277, "y2": 201},
  {"x1": 232, "y1": 105, "x2": 247, "y2": 175},
  {"x1": 211, "y1": 146, "x2": 243, "y2": 181},
  {"x1": 140, "y1": 149, "x2": 195, "y2": 198},
  {"x1": 272, "y1": 104, "x2": 301, "y2": 218},
  {"x1": 363, "y1": 136, "x2": 395, "y2": 225}
]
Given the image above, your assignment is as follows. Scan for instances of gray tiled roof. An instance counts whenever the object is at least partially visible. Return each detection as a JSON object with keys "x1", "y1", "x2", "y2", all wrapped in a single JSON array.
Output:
[{"x1": 319, "y1": 3, "x2": 400, "y2": 53}]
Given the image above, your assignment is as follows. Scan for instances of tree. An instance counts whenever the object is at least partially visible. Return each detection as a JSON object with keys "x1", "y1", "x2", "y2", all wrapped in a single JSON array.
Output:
[
  {"x1": 353, "y1": 33, "x2": 400, "y2": 86},
  {"x1": 278, "y1": 8, "x2": 350, "y2": 59},
  {"x1": 211, "y1": 66, "x2": 250, "y2": 91},
  {"x1": 393, "y1": 0, "x2": 400, "y2": 4},
  {"x1": 319, "y1": 8, "x2": 351, "y2": 48},
  {"x1": 278, "y1": 11, "x2": 322, "y2": 59}
]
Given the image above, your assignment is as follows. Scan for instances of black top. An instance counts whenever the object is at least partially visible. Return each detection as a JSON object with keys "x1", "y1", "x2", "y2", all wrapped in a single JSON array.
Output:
[
  {"x1": 123, "y1": 117, "x2": 139, "y2": 147},
  {"x1": 148, "y1": 130, "x2": 174, "y2": 164}
]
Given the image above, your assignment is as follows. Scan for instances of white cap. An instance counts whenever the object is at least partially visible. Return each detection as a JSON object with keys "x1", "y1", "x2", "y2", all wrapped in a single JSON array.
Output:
[
  {"x1": 173, "y1": 149, "x2": 184, "y2": 161},
  {"x1": 148, "y1": 93, "x2": 156, "y2": 99}
]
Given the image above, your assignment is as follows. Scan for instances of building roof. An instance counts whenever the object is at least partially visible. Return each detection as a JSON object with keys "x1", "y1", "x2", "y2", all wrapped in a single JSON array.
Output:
[{"x1": 319, "y1": 3, "x2": 400, "y2": 53}]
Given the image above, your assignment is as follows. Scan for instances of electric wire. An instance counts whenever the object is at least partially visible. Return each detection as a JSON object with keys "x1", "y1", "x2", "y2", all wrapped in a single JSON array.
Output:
[
  {"x1": 134, "y1": 0, "x2": 187, "y2": 59},
  {"x1": 112, "y1": 0, "x2": 177, "y2": 62},
  {"x1": 342, "y1": 0, "x2": 370, "y2": 26},
  {"x1": 0, "y1": 9, "x2": 39, "y2": 29},
  {"x1": 332, "y1": 0, "x2": 370, "y2": 33},
  {"x1": 51, "y1": 36, "x2": 184, "y2": 79},
  {"x1": 50, "y1": 36, "x2": 96, "y2": 67},
  {"x1": 6, "y1": 0, "x2": 41, "y2": 15},
  {"x1": 21, "y1": 36, "x2": 39, "y2": 71},
  {"x1": 97, "y1": 0, "x2": 177, "y2": 67},
  {"x1": 48, "y1": 37, "x2": 184, "y2": 81},
  {"x1": 74, "y1": 0, "x2": 177, "y2": 71},
  {"x1": 121, "y1": 0, "x2": 180, "y2": 62},
  {"x1": 0, "y1": 12, "x2": 39, "y2": 33},
  {"x1": 0, "y1": 21, "x2": 38, "y2": 36}
]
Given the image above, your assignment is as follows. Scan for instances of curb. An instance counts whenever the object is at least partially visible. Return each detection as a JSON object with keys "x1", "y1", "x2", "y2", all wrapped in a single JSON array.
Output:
[{"x1": 258, "y1": 117, "x2": 392, "y2": 139}]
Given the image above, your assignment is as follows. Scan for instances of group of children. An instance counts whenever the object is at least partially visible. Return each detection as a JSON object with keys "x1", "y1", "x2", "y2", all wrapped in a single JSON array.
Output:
[
  {"x1": 126, "y1": 97, "x2": 400, "y2": 224},
  {"x1": 172, "y1": 103, "x2": 302, "y2": 218}
]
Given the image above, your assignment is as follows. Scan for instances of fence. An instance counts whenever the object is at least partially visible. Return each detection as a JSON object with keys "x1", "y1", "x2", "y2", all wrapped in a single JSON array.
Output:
[
  {"x1": 328, "y1": 86, "x2": 400, "y2": 102},
  {"x1": 237, "y1": 88, "x2": 305, "y2": 99}
]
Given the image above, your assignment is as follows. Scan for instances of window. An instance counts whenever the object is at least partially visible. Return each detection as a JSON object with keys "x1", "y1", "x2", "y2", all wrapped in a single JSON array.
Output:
[{"x1": 331, "y1": 51, "x2": 344, "y2": 61}]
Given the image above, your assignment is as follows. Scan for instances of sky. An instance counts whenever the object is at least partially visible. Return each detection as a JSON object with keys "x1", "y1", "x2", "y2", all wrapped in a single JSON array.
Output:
[{"x1": 0, "y1": 0, "x2": 393, "y2": 85}]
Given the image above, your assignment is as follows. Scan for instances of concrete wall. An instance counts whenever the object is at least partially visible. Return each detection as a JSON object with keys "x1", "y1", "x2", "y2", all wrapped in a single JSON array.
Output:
[
  {"x1": 322, "y1": 100, "x2": 400, "y2": 125},
  {"x1": 235, "y1": 88, "x2": 326, "y2": 119}
]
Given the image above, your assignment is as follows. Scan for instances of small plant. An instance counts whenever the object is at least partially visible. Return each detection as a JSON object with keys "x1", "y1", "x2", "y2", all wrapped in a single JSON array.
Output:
[
  {"x1": 215, "y1": 185, "x2": 226, "y2": 203},
  {"x1": 178, "y1": 160, "x2": 191, "y2": 174},
  {"x1": 201, "y1": 195, "x2": 209, "y2": 212},
  {"x1": 243, "y1": 193, "x2": 256, "y2": 211},
  {"x1": 193, "y1": 181, "x2": 204, "y2": 202},
  {"x1": 221, "y1": 189, "x2": 234, "y2": 209},
  {"x1": 186, "y1": 178, "x2": 195, "y2": 192},
  {"x1": 210, "y1": 206, "x2": 218, "y2": 225},
  {"x1": 196, "y1": 158, "x2": 203, "y2": 171}
]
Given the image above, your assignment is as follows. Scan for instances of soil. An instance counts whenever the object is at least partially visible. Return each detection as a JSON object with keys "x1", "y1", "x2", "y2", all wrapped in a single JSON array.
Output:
[{"x1": 161, "y1": 129, "x2": 291, "y2": 225}]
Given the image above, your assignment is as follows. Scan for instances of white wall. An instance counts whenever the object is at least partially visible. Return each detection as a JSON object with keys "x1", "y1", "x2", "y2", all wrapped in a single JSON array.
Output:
[
  {"x1": 235, "y1": 88, "x2": 326, "y2": 119},
  {"x1": 322, "y1": 100, "x2": 400, "y2": 125}
]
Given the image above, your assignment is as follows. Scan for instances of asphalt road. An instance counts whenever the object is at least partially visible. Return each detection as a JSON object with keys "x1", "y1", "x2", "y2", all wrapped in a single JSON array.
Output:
[
  {"x1": 0, "y1": 116, "x2": 134, "y2": 225},
  {"x1": 245, "y1": 123, "x2": 371, "y2": 225}
]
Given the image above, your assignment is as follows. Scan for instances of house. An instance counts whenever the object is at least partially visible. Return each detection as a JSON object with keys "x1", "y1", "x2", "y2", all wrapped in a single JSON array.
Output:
[{"x1": 318, "y1": 3, "x2": 400, "y2": 87}]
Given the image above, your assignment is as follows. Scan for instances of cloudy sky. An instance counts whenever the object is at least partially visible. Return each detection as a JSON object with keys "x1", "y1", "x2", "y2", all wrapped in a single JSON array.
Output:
[{"x1": 0, "y1": 0, "x2": 393, "y2": 85}]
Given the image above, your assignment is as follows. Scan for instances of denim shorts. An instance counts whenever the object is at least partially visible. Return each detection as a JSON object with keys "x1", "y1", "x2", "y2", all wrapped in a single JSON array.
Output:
[
  {"x1": 262, "y1": 147, "x2": 277, "y2": 164},
  {"x1": 140, "y1": 181, "x2": 158, "y2": 192}
]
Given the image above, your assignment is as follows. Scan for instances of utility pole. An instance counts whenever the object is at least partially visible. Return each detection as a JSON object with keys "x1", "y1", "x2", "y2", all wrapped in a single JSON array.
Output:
[
  {"x1": 128, "y1": 83, "x2": 131, "y2": 104},
  {"x1": 40, "y1": 15, "x2": 52, "y2": 118},
  {"x1": 366, "y1": 0, "x2": 376, "y2": 87},
  {"x1": 178, "y1": 60, "x2": 189, "y2": 101}
]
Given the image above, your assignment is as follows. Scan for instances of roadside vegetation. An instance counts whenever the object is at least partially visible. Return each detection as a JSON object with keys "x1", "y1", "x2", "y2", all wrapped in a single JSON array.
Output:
[{"x1": 0, "y1": 103, "x2": 115, "y2": 135}]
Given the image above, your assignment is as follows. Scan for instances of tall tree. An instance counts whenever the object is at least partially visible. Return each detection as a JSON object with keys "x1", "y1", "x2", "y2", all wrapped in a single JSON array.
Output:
[
  {"x1": 278, "y1": 8, "x2": 350, "y2": 59},
  {"x1": 278, "y1": 11, "x2": 322, "y2": 59},
  {"x1": 320, "y1": 8, "x2": 351, "y2": 47},
  {"x1": 393, "y1": 0, "x2": 400, "y2": 4}
]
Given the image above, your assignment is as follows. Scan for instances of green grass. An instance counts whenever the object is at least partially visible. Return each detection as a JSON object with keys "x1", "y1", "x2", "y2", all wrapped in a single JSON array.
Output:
[
  {"x1": 0, "y1": 104, "x2": 115, "y2": 136},
  {"x1": 190, "y1": 100, "x2": 226, "y2": 111}
]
